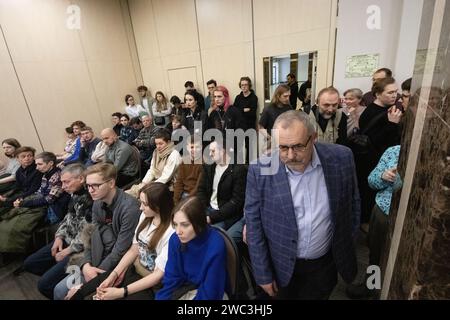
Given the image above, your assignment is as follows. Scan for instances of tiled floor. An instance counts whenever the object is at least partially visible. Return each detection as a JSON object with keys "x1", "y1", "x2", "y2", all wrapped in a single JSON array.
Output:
[{"x1": 0, "y1": 230, "x2": 369, "y2": 300}]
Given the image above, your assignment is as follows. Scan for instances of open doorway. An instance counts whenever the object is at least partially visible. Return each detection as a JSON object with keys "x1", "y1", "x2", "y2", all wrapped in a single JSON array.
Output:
[{"x1": 263, "y1": 51, "x2": 317, "y2": 111}]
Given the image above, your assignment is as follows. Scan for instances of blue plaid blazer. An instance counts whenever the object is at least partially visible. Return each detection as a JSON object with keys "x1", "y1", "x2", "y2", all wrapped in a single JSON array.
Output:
[{"x1": 245, "y1": 143, "x2": 360, "y2": 287}]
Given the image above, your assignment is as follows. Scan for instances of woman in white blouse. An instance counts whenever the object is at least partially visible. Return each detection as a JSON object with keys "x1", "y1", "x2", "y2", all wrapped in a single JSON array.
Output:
[
  {"x1": 73, "y1": 182, "x2": 175, "y2": 300},
  {"x1": 124, "y1": 94, "x2": 146, "y2": 118},
  {"x1": 152, "y1": 91, "x2": 172, "y2": 128}
]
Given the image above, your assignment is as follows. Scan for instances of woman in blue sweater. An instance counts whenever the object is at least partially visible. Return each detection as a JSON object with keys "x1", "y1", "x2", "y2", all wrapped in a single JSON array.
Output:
[{"x1": 156, "y1": 196, "x2": 228, "y2": 300}]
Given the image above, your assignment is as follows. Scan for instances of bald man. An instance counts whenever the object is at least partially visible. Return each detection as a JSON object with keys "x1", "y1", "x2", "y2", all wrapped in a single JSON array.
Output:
[{"x1": 102, "y1": 128, "x2": 139, "y2": 188}]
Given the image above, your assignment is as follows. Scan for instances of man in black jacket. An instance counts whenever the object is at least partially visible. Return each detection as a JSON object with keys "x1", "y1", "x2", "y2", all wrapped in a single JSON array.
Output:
[
  {"x1": 196, "y1": 140, "x2": 247, "y2": 231},
  {"x1": 233, "y1": 77, "x2": 259, "y2": 131}
]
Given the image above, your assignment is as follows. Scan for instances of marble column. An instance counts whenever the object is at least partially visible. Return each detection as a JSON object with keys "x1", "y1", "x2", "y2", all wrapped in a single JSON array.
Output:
[{"x1": 381, "y1": 0, "x2": 450, "y2": 299}]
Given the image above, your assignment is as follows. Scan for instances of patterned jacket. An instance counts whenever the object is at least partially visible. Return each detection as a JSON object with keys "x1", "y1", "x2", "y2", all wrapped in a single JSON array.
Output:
[
  {"x1": 133, "y1": 125, "x2": 158, "y2": 149},
  {"x1": 245, "y1": 143, "x2": 360, "y2": 287},
  {"x1": 368, "y1": 145, "x2": 402, "y2": 215},
  {"x1": 55, "y1": 187, "x2": 93, "y2": 253},
  {"x1": 20, "y1": 167, "x2": 70, "y2": 222}
]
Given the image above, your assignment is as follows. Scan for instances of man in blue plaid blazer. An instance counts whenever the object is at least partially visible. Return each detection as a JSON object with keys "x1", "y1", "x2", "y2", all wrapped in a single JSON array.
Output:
[{"x1": 245, "y1": 109, "x2": 360, "y2": 299}]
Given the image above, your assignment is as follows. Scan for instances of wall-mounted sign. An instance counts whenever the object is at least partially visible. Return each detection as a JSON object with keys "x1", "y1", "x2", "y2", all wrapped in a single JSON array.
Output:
[
  {"x1": 414, "y1": 48, "x2": 444, "y2": 75},
  {"x1": 345, "y1": 54, "x2": 380, "y2": 78}
]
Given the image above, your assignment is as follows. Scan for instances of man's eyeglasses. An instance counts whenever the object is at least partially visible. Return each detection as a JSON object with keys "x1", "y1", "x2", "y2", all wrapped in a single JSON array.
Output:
[
  {"x1": 86, "y1": 179, "x2": 112, "y2": 191},
  {"x1": 279, "y1": 136, "x2": 312, "y2": 153}
]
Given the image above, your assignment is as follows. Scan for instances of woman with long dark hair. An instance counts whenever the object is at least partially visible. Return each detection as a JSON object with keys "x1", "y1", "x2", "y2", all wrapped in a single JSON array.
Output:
[
  {"x1": 156, "y1": 196, "x2": 228, "y2": 300},
  {"x1": 71, "y1": 182, "x2": 175, "y2": 300},
  {"x1": 182, "y1": 90, "x2": 207, "y2": 135}
]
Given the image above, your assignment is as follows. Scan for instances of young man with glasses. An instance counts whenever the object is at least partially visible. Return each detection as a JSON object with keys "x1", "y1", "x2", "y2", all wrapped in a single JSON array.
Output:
[
  {"x1": 53, "y1": 163, "x2": 140, "y2": 300},
  {"x1": 245, "y1": 110, "x2": 360, "y2": 300}
]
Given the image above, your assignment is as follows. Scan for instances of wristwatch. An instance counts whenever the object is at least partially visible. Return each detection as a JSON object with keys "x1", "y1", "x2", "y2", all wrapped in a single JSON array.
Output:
[{"x1": 123, "y1": 286, "x2": 128, "y2": 298}]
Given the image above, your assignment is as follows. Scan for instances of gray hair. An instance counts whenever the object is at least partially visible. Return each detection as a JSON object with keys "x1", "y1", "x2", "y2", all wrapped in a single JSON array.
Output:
[
  {"x1": 343, "y1": 88, "x2": 363, "y2": 100},
  {"x1": 273, "y1": 110, "x2": 316, "y2": 136},
  {"x1": 61, "y1": 163, "x2": 86, "y2": 177}
]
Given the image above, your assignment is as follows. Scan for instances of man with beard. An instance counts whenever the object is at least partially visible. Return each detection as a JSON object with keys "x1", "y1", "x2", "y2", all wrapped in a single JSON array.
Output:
[{"x1": 308, "y1": 87, "x2": 347, "y2": 145}]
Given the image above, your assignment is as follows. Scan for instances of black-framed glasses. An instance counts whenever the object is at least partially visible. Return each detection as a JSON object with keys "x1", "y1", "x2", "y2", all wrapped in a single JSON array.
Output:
[
  {"x1": 86, "y1": 179, "x2": 112, "y2": 191},
  {"x1": 279, "y1": 136, "x2": 312, "y2": 153}
]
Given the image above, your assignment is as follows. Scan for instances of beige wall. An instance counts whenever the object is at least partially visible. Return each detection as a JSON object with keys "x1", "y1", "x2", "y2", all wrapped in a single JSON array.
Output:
[
  {"x1": 0, "y1": 0, "x2": 337, "y2": 152},
  {"x1": 253, "y1": 0, "x2": 337, "y2": 103},
  {"x1": 130, "y1": 0, "x2": 338, "y2": 107},
  {"x1": 0, "y1": 0, "x2": 141, "y2": 153}
]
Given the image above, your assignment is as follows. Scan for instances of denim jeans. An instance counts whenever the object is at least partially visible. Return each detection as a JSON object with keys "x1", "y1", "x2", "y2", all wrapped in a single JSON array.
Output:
[
  {"x1": 54, "y1": 272, "x2": 86, "y2": 300},
  {"x1": 227, "y1": 216, "x2": 245, "y2": 245},
  {"x1": 23, "y1": 241, "x2": 70, "y2": 299},
  {"x1": 206, "y1": 206, "x2": 240, "y2": 230}
]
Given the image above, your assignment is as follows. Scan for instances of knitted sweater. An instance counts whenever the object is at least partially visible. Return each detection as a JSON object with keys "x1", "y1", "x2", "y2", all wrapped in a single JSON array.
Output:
[
  {"x1": 173, "y1": 162, "x2": 203, "y2": 205},
  {"x1": 156, "y1": 227, "x2": 227, "y2": 300},
  {"x1": 20, "y1": 167, "x2": 69, "y2": 222}
]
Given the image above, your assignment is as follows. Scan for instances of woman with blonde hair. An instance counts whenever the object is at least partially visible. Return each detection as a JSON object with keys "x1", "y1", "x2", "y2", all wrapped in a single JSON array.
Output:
[{"x1": 343, "y1": 88, "x2": 366, "y2": 136}]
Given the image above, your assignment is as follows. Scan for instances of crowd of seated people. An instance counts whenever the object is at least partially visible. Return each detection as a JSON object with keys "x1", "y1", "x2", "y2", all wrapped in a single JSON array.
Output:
[{"x1": 0, "y1": 70, "x2": 414, "y2": 300}]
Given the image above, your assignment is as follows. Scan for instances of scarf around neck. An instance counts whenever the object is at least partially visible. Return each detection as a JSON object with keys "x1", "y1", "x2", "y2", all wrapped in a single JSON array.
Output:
[{"x1": 153, "y1": 142, "x2": 175, "y2": 178}]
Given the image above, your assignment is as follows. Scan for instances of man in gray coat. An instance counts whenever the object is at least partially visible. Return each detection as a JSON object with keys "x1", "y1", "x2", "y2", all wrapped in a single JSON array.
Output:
[
  {"x1": 102, "y1": 128, "x2": 139, "y2": 188},
  {"x1": 53, "y1": 163, "x2": 140, "y2": 300}
]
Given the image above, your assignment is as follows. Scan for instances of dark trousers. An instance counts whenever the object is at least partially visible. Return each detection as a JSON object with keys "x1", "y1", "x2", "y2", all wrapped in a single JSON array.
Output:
[
  {"x1": 368, "y1": 204, "x2": 389, "y2": 266},
  {"x1": 116, "y1": 173, "x2": 137, "y2": 189},
  {"x1": 206, "y1": 206, "x2": 239, "y2": 230},
  {"x1": 277, "y1": 250, "x2": 337, "y2": 300},
  {"x1": 23, "y1": 240, "x2": 70, "y2": 299},
  {"x1": 0, "y1": 174, "x2": 16, "y2": 194},
  {"x1": 71, "y1": 265, "x2": 154, "y2": 300}
]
